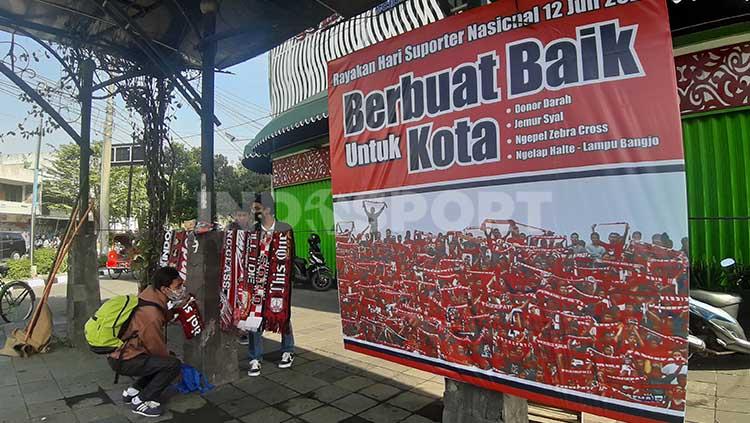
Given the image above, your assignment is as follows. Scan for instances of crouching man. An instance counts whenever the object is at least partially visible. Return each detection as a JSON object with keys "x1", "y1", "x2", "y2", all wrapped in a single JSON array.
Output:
[{"x1": 109, "y1": 267, "x2": 185, "y2": 417}]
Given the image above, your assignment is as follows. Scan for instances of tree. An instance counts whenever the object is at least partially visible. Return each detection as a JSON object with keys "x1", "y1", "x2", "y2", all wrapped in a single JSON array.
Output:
[
  {"x1": 169, "y1": 143, "x2": 271, "y2": 224},
  {"x1": 215, "y1": 154, "x2": 272, "y2": 217},
  {"x1": 43, "y1": 143, "x2": 101, "y2": 216},
  {"x1": 169, "y1": 143, "x2": 201, "y2": 225},
  {"x1": 109, "y1": 166, "x2": 148, "y2": 224},
  {"x1": 43, "y1": 142, "x2": 148, "y2": 225}
]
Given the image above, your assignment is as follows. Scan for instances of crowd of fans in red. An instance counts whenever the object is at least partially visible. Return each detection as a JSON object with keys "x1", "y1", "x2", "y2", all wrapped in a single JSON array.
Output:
[{"x1": 336, "y1": 219, "x2": 689, "y2": 411}]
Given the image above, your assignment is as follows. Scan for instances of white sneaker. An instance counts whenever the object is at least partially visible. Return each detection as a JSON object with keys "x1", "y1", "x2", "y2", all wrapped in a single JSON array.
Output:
[
  {"x1": 278, "y1": 352, "x2": 294, "y2": 369},
  {"x1": 248, "y1": 359, "x2": 261, "y2": 377},
  {"x1": 122, "y1": 387, "x2": 139, "y2": 404}
]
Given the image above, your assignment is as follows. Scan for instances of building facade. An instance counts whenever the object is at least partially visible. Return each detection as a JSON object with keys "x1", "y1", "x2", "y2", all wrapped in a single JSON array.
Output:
[{"x1": 0, "y1": 155, "x2": 37, "y2": 232}]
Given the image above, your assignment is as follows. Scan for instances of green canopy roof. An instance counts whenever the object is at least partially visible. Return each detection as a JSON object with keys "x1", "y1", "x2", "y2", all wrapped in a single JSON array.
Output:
[{"x1": 243, "y1": 90, "x2": 328, "y2": 158}]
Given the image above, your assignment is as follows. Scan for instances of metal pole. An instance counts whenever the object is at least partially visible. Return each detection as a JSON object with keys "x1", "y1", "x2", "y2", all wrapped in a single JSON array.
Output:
[
  {"x1": 125, "y1": 151, "x2": 134, "y2": 228},
  {"x1": 79, "y1": 59, "x2": 95, "y2": 217},
  {"x1": 30, "y1": 115, "x2": 42, "y2": 267},
  {"x1": 199, "y1": 4, "x2": 217, "y2": 223},
  {"x1": 98, "y1": 95, "x2": 114, "y2": 254}
]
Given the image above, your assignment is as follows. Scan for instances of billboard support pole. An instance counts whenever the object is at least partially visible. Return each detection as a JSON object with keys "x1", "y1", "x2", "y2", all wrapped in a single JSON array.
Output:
[{"x1": 443, "y1": 379, "x2": 529, "y2": 423}]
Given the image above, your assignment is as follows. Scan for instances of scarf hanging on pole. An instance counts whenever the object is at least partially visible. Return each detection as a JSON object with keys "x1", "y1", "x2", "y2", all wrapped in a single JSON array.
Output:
[
  {"x1": 167, "y1": 231, "x2": 188, "y2": 269},
  {"x1": 232, "y1": 230, "x2": 248, "y2": 324},
  {"x1": 219, "y1": 230, "x2": 237, "y2": 331},
  {"x1": 176, "y1": 232, "x2": 189, "y2": 280},
  {"x1": 160, "y1": 230, "x2": 174, "y2": 267}
]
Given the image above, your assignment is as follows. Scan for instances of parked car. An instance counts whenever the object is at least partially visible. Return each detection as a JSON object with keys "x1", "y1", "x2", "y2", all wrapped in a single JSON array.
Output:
[{"x1": 0, "y1": 231, "x2": 27, "y2": 260}]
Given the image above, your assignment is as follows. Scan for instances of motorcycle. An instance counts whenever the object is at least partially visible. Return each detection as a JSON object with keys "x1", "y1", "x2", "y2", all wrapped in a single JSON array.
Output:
[
  {"x1": 292, "y1": 234, "x2": 335, "y2": 291},
  {"x1": 689, "y1": 258, "x2": 750, "y2": 356}
]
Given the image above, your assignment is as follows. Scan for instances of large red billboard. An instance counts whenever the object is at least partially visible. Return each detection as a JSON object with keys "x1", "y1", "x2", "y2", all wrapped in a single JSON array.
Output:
[{"x1": 328, "y1": 1, "x2": 688, "y2": 422}]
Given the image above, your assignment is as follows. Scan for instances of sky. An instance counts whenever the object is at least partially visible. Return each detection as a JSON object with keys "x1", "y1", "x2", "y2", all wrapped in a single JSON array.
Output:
[{"x1": 0, "y1": 35, "x2": 271, "y2": 161}]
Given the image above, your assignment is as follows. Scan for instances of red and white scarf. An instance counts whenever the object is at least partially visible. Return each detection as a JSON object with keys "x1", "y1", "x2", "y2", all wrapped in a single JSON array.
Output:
[
  {"x1": 220, "y1": 229, "x2": 239, "y2": 331},
  {"x1": 233, "y1": 228, "x2": 294, "y2": 334}
]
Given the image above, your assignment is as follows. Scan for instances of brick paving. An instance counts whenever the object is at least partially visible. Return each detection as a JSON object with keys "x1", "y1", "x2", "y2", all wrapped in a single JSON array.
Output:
[{"x1": 0, "y1": 277, "x2": 748, "y2": 422}]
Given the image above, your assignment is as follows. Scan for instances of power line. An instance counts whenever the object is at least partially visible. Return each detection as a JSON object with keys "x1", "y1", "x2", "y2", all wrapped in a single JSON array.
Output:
[
  {"x1": 179, "y1": 113, "x2": 272, "y2": 140},
  {"x1": 214, "y1": 96, "x2": 267, "y2": 128},
  {"x1": 215, "y1": 86, "x2": 270, "y2": 115}
]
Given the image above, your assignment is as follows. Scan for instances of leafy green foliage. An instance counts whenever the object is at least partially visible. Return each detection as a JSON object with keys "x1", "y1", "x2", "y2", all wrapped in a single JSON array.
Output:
[
  {"x1": 110, "y1": 166, "x2": 148, "y2": 224},
  {"x1": 4, "y1": 248, "x2": 70, "y2": 280},
  {"x1": 168, "y1": 143, "x2": 271, "y2": 224},
  {"x1": 5, "y1": 258, "x2": 31, "y2": 280},
  {"x1": 43, "y1": 143, "x2": 102, "y2": 215},
  {"x1": 43, "y1": 142, "x2": 148, "y2": 223},
  {"x1": 34, "y1": 247, "x2": 68, "y2": 275}
]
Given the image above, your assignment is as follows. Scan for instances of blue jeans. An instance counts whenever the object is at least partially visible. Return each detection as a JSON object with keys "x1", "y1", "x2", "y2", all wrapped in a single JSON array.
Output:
[{"x1": 248, "y1": 325, "x2": 294, "y2": 361}]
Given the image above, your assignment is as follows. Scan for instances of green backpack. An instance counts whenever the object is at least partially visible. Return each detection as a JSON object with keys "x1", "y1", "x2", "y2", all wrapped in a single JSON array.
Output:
[{"x1": 84, "y1": 295, "x2": 161, "y2": 355}]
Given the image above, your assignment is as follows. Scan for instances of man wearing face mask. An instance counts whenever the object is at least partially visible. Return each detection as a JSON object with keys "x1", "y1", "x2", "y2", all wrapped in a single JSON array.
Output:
[
  {"x1": 246, "y1": 192, "x2": 296, "y2": 376},
  {"x1": 109, "y1": 267, "x2": 186, "y2": 418}
]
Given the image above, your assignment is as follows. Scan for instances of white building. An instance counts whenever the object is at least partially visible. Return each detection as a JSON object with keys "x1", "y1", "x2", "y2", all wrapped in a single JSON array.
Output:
[{"x1": 0, "y1": 154, "x2": 54, "y2": 233}]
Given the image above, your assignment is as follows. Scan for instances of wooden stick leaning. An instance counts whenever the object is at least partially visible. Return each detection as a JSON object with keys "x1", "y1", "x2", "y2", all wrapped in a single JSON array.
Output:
[
  {"x1": 24, "y1": 200, "x2": 94, "y2": 342},
  {"x1": 23, "y1": 207, "x2": 83, "y2": 342},
  {"x1": 24, "y1": 202, "x2": 90, "y2": 341},
  {"x1": 24, "y1": 200, "x2": 80, "y2": 332},
  {"x1": 35, "y1": 200, "x2": 82, "y2": 305}
]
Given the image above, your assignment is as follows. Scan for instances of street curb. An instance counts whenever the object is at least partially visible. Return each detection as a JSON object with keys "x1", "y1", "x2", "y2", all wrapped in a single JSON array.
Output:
[{"x1": 25, "y1": 274, "x2": 68, "y2": 287}]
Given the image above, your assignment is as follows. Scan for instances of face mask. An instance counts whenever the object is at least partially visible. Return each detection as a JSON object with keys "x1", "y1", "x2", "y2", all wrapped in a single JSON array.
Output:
[{"x1": 166, "y1": 285, "x2": 187, "y2": 302}]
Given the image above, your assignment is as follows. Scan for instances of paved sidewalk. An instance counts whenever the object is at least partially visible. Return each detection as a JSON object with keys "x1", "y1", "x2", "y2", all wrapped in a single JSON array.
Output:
[{"x1": 1, "y1": 277, "x2": 749, "y2": 422}]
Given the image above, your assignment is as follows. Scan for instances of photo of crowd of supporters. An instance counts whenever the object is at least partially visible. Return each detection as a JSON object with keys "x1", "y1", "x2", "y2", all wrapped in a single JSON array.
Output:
[{"x1": 334, "y1": 184, "x2": 690, "y2": 412}]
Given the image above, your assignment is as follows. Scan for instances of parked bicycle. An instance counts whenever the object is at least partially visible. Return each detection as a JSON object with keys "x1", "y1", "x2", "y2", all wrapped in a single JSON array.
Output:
[{"x1": 0, "y1": 263, "x2": 36, "y2": 323}]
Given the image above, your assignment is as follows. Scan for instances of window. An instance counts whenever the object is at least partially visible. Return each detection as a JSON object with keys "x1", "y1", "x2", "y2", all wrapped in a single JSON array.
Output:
[
  {"x1": 113, "y1": 146, "x2": 131, "y2": 163},
  {"x1": 132, "y1": 145, "x2": 145, "y2": 162},
  {"x1": 0, "y1": 183, "x2": 23, "y2": 202}
]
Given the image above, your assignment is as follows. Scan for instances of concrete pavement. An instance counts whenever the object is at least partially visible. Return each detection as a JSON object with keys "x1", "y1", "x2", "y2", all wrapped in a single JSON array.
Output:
[{"x1": 0, "y1": 276, "x2": 748, "y2": 422}]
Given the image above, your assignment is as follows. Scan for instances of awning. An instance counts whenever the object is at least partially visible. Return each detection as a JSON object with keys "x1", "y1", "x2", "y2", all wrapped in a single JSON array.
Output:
[
  {"x1": 0, "y1": 1, "x2": 386, "y2": 70},
  {"x1": 242, "y1": 90, "x2": 328, "y2": 173}
]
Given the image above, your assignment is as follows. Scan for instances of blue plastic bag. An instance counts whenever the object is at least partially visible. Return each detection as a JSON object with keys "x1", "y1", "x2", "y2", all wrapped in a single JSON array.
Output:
[{"x1": 174, "y1": 364, "x2": 214, "y2": 394}]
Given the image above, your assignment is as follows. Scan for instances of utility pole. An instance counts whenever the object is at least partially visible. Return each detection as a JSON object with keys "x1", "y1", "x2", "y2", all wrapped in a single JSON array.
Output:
[
  {"x1": 98, "y1": 95, "x2": 114, "y2": 255},
  {"x1": 67, "y1": 58, "x2": 101, "y2": 350},
  {"x1": 29, "y1": 115, "x2": 43, "y2": 276}
]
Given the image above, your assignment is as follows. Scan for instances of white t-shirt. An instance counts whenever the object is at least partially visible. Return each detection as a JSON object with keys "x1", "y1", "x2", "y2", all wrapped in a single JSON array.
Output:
[{"x1": 660, "y1": 363, "x2": 688, "y2": 384}]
